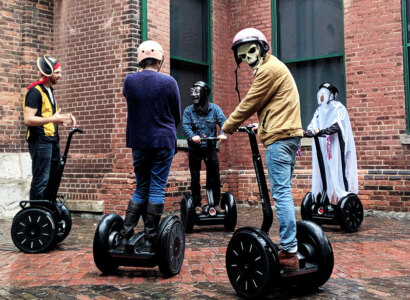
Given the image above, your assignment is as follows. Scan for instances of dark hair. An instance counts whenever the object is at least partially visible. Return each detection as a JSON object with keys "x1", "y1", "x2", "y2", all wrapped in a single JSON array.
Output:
[{"x1": 139, "y1": 58, "x2": 160, "y2": 69}]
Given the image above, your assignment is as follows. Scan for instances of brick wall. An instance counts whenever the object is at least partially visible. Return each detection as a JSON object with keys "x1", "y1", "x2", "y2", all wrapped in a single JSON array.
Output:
[
  {"x1": 342, "y1": 0, "x2": 409, "y2": 211},
  {"x1": 1, "y1": 0, "x2": 408, "y2": 215},
  {"x1": 0, "y1": 0, "x2": 54, "y2": 153},
  {"x1": 53, "y1": 0, "x2": 141, "y2": 213}
]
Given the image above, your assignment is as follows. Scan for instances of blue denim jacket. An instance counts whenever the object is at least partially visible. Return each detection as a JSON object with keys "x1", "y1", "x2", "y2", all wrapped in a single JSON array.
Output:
[{"x1": 182, "y1": 103, "x2": 227, "y2": 148}]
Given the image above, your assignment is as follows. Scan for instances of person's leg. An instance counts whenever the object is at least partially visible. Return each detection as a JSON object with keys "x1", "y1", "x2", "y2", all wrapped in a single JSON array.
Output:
[
  {"x1": 29, "y1": 142, "x2": 53, "y2": 200},
  {"x1": 121, "y1": 148, "x2": 150, "y2": 239},
  {"x1": 188, "y1": 149, "x2": 203, "y2": 212},
  {"x1": 205, "y1": 148, "x2": 224, "y2": 213},
  {"x1": 265, "y1": 137, "x2": 300, "y2": 269},
  {"x1": 43, "y1": 142, "x2": 61, "y2": 201},
  {"x1": 143, "y1": 148, "x2": 174, "y2": 252}
]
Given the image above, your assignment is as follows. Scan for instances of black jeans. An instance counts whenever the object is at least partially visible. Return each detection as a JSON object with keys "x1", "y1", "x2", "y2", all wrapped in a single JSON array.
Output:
[
  {"x1": 28, "y1": 141, "x2": 61, "y2": 201},
  {"x1": 188, "y1": 147, "x2": 221, "y2": 207}
]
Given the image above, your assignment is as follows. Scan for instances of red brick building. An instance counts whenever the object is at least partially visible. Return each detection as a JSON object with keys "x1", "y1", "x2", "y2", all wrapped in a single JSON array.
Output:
[{"x1": 1, "y1": 0, "x2": 409, "y2": 216}]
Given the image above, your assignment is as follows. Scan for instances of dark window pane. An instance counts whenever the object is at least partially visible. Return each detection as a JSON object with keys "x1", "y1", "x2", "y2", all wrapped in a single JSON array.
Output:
[
  {"x1": 407, "y1": 0, "x2": 410, "y2": 41},
  {"x1": 171, "y1": 59, "x2": 208, "y2": 138},
  {"x1": 287, "y1": 56, "x2": 345, "y2": 128},
  {"x1": 278, "y1": 0, "x2": 343, "y2": 61},
  {"x1": 171, "y1": 0, "x2": 208, "y2": 62}
]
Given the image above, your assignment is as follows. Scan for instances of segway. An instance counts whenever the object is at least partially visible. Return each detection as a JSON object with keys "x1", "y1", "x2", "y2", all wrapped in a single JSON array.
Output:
[
  {"x1": 225, "y1": 126, "x2": 334, "y2": 299},
  {"x1": 180, "y1": 137, "x2": 237, "y2": 233},
  {"x1": 93, "y1": 212, "x2": 185, "y2": 278},
  {"x1": 301, "y1": 130, "x2": 363, "y2": 232},
  {"x1": 10, "y1": 126, "x2": 83, "y2": 253}
]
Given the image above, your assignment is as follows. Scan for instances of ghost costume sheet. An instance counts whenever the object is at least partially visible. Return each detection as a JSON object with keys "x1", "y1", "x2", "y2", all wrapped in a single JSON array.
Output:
[{"x1": 307, "y1": 88, "x2": 358, "y2": 203}]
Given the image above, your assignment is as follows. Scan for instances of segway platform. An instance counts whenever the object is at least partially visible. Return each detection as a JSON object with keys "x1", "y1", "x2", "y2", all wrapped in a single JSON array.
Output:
[{"x1": 93, "y1": 213, "x2": 185, "y2": 278}]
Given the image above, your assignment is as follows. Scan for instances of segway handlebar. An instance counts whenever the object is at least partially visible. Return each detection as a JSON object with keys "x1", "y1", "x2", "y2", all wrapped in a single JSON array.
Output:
[
  {"x1": 64, "y1": 126, "x2": 84, "y2": 158},
  {"x1": 199, "y1": 136, "x2": 220, "y2": 141},
  {"x1": 238, "y1": 125, "x2": 273, "y2": 234},
  {"x1": 48, "y1": 126, "x2": 83, "y2": 202}
]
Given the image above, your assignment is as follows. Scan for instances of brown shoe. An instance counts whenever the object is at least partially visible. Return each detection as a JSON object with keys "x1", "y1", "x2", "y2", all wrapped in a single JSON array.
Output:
[
  {"x1": 214, "y1": 205, "x2": 225, "y2": 214},
  {"x1": 278, "y1": 249, "x2": 299, "y2": 270},
  {"x1": 195, "y1": 206, "x2": 202, "y2": 215}
]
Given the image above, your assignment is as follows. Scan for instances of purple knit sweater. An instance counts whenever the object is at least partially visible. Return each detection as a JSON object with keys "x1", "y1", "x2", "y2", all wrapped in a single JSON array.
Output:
[{"x1": 123, "y1": 70, "x2": 181, "y2": 149}]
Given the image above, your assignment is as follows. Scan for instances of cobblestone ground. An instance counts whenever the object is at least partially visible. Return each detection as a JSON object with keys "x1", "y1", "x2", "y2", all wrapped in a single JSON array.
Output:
[{"x1": 0, "y1": 206, "x2": 409, "y2": 299}]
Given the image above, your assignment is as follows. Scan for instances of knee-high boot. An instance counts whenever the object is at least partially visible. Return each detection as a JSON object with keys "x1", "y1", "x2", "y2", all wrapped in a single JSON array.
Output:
[
  {"x1": 143, "y1": 202, "x2": 164, "y2": 253},
  {"x1": 120, "y1": 201, "x2": 145, "y2": 239}
]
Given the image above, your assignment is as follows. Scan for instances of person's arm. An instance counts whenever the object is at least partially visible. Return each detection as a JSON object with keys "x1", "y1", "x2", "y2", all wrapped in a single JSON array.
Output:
[
  {"x1": 215, "y1": 105, "x2": 228, "y2": 136},
  {"x1": 222, "y1": 68, "x2": 276, "y2": 134},
  {"x1": 171, "y1": 79, "x2": 181, "y2": 128},
  {"x1": 24, "y1": 89, "x2": 73, "y2": 126},
  {"x1": 317, "y1": 122, "x2": 341, "y2": 136},
  {"x1": 24, "y1": 107, "x2": 73, "y2": 126},
  {"x1": 182, "y1": 108, "x2": 195, "y2": 139}
]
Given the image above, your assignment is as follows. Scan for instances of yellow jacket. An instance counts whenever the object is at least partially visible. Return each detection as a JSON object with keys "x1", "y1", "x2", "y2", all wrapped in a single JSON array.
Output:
[{"x1": 222, "y1": 53, "x2": 303, "y2": 146}]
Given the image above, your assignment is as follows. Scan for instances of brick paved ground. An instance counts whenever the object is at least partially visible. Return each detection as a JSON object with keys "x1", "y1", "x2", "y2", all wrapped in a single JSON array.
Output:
[{"x1": 0, "y1": 206, "x2": 409, "y2": 299}]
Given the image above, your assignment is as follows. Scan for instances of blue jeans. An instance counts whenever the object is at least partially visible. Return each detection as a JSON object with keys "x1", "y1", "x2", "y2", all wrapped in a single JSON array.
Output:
[
  {"x1": 130, "y1": 148, "x2": 175, "y2": 205},
  {"x1": 28, "y1": 141, "x2": 61, "y2": 200},
  {"x1": 265, "y1": 137, "x2": 301, "y2": 252}
]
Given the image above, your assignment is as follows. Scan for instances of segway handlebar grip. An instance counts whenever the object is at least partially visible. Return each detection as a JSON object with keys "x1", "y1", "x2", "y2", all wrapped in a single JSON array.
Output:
[
  {"x1": 303, "y1": 130, "x2": 315, "y2": 138},
  {"x1": 70, "y1": 126, "x2": 84, "y2": 134},
  {"x1": 238, "y1": 124, "x2": 257, "y2": 133},
  {"x1": 199, "y1": 137, "x2": 219, "y2": 141}
]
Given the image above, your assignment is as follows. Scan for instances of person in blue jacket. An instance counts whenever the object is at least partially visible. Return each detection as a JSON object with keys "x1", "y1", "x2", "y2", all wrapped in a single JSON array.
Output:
[
  {"x1": 120, "y1": 40, "x2": 181, "y2": 253},
  {"x1": 182, "y1": 81, "x2": 227, "y2": 215}
]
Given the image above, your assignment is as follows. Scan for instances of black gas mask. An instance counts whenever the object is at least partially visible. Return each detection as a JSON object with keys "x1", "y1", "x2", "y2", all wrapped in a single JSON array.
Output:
[{"x1": 190, "y1": 81, "x2": 210, "y2": 116}]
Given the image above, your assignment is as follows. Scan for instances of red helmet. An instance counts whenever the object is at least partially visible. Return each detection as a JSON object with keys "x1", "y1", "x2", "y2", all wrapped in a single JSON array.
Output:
[{"x1": 232, "y1": 28, "x2": 270, "y2": 65}]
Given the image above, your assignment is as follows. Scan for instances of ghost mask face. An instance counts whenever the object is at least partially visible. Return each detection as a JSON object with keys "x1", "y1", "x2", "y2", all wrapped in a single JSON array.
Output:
[
  {"x1": 190, "y1": 86, "x2": 202, "y2": 104},
  {"x1": 237, "y1": 42, "x2": 263, "y2": 69},
  {"x1": 317, "y1": 87, "x2": 332, "y2": 105}
]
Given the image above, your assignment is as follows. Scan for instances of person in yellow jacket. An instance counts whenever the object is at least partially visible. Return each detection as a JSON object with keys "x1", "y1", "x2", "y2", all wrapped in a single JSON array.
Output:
[
  {"x1": 24, "y1": 55, "x2": 76, "y2": 201},
  {"x1": 222, "y1": 28, "x2": 303, "y2": 270}
]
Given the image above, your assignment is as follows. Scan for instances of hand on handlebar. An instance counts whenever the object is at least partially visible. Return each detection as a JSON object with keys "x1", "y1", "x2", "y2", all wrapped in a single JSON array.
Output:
[
  {"x1": 218, "y1": 134, "x2": 227, "y2": 141},
  {"x1": 303, "y1": 130, "x2": 315, "y2": 137},
  {"x1": 192, "y1": 135, "x2": 201, "y2": 143}
]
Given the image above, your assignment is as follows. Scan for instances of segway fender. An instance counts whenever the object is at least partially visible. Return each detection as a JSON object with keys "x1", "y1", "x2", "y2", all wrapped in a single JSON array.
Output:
[
  {"x1": 180, "y1": 193, "x2": 195, "y2": 233},
  {"x1": 300, "y1": 192, "x2": 313, "y2": 221},
  {"x1": 222, "y1": 192, "x2": 237, "y2": 231}
]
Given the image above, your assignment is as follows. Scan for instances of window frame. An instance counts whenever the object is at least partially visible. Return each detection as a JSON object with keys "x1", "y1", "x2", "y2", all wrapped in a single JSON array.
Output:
[
  {"x1": 401, "y1": 0, "x2": 410, "y2": 134},
  {"x1": 170, "y1": 0, "x2": 212, "y2": 100},
  {"x1": 170, "y1": 0, "x2": 212, "y2": 141},
  {"x1": 271, "y1": 0, "x2": 347, "y2": 129}
]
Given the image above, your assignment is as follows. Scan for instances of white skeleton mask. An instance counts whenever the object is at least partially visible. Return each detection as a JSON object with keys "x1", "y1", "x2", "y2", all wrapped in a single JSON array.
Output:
[{"x1": 237, "y1": 43, "x2": 263, "y2": 70}]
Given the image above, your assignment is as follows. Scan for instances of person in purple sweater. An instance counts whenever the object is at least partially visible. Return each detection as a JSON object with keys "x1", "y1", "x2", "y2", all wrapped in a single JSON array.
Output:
[{"x1": 120, "y1": 40, "x2": 181, "y2": 253}]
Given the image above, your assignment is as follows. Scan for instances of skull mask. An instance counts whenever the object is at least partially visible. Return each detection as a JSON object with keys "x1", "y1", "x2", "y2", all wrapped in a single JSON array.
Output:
[
  {"x1": 190, "y1": 81, "x2": 210, "y2": 116},
  {"x1": 190, "y1": 86, "x2": 202, "y2": 105},
  {"x1": 237, "y1": 42, "x2": 263, "y2": 70}
]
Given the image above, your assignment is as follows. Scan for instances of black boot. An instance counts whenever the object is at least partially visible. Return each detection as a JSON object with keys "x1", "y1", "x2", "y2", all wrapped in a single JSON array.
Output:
[
  {"x1": 120, "y1": 201, "x2": 145, "y2": 243},
  {"x1": 142, "y1": 202, "x2": 164, "y2": 253}
]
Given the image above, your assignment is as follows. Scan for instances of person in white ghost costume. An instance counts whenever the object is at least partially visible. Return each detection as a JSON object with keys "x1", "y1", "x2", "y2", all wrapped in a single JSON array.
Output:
[{"x1": 306, "y1": 83, "x2": 358, "y2": 204}]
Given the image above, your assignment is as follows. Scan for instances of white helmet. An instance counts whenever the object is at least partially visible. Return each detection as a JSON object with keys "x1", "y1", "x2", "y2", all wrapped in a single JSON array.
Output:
[{"x1": 137, "y1": 40, "x2": 164, "y2": 64}]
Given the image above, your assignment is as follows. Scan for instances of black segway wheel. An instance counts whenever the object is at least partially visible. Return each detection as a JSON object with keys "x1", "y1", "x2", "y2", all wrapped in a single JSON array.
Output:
[
  {"x1": 338, "y1": 193, "x2": 363, "y2": 233},
  {"x1": 11, "y1": 208, "x2": 57, "y2": 253},
  {"x1": 300, "y1": 192, "x2": 313, "y2": 221},
  {"x1": 222, "y1": 192, "x2": 237, "y2": 232},
  {"x1": 296, "y1": 220, "x2": 334, "y2": 289},
  {"x1": 180, "y1": 193, "x2": 194, "y2": 233},
  {"x1": 157, "y1": 215, "x2": 185, "y2": 278},
  {"x1": 54, "y1": 204, "x2": 72, "y2": 244},
  {"x1": 93, "y1": 213, "x2": 123, "y2": 274},
  {"x1": 226, "y1": 228, "x2": 273, "y2": 299}
]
